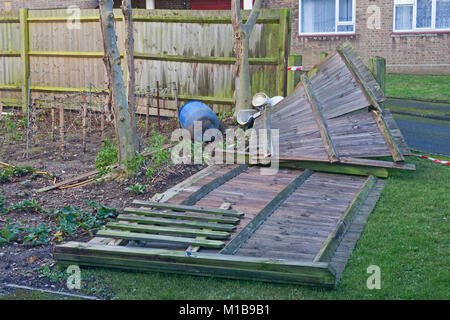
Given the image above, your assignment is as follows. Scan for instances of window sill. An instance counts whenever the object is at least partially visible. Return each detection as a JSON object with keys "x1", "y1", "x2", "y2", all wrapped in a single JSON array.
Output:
[
  {"x1": 298, "y1": 33, "x2": 356, "y2": 38},
  {"x1": 391, "y1": 30, "x2": 450, "y2": 37}
]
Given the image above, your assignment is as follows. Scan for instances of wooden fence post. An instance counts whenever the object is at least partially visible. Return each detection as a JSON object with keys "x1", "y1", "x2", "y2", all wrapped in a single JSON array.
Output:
[
  {"x1": 59, "y1": 99, "x2": 65, "y2": 158},
  {"x1": 100, "y1": 105, "x2": 105, "y2": 142},
  {"x1": 19, "y1": 8, "x2": 30, "y2": 114},
  {"x1": 145, "y1": 86, "x2": 150, "y2": 136},
  {"x1": 368, "y1": 56, "x2": 386, "y2": 93},
  {"x1": 51, "y1": 97, "x2": 56, "y2": 141},
  {"x1": 287, "y1": 54, "x2": 302, "y2": 95},
  {"x1": 82, "y1": 96, "x2": 88, "y2": 153},
  {"x1": 277, "y1": 8, "x2": 291, "y2": 97},
  {"x1": 319, "y1": 52, "x2": 328, "y2": 61}
]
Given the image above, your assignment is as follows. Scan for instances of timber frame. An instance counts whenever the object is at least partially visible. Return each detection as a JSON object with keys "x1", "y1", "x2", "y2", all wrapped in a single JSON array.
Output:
[{"x1": 55, "y1": 164, "x2": 388, "y2": 288}]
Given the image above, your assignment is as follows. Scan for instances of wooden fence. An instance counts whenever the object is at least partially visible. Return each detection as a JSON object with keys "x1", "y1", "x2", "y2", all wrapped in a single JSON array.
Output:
[{"x1": 0, "y1": 8, "x2": 291, "y2": 116}]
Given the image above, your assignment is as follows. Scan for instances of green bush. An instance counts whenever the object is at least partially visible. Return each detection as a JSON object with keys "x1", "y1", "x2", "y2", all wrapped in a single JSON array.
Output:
[{"x1": 95, "y1": 139, "x2": 118, "y2": 176}]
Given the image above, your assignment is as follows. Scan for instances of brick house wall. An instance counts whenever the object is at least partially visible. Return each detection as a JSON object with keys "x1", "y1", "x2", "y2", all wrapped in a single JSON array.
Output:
[
  {"x1": 155, "y1": 0, "x2": 190, "y2": 9},
  {"x1": 1, "y1": 0, "x2": 99, "y2": 10},
  {"x1": 263, "y1": 0, "x2": 450, "y2": 75}
]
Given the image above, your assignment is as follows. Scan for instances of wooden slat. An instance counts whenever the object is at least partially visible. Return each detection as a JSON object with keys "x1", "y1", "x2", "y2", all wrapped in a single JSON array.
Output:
[
  {"x1": 337, "y1": 43, "x2": 404, "y2": 162},
  {"x1": 105, "y1": 222, "x2": 230, "y2": 240},
  {"x1": 96, "y1": 230, "x2": 225, "y2": 248},
  {"x1": 117, "y1": 214, "x2": 236, "y2": 232},
  {"x1": 371, "y1": 109, "x2": 405, "y2": 162},
  {"x1": 123, "y1": 207, "x2": 240, "y2": 224},
  {"x1": 339, "y1": 157, "x2": 415, "y2": 170},
  {"x1": 181, "y1": 165, "x2": 248, "y2": 205},
  {"x1": 187, "y1": 202, "x2": 232, "y2": 253},
  {"x1": 301, "y1": 74, "x2": 340, "y2": 163},
  {"x1": 132, "y1": 200, "x2": 244, "y2": 217},
  {"x1": 314, "y1": 175, "x2": 377, "y2": 262},
  {"x1": 337, "y1": 42, "x2": 385, "y2": 103},
  {"x1": 221, "y1": 169, "x2": 313, "y2": 255}
]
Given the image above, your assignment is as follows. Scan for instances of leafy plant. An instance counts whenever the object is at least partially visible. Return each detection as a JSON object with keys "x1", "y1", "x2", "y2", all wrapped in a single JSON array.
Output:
[
  {"x1": 95, "y1": 139, "x2": 118, "y2": 176},
  {"x1": 143, "y1": 126, "x2": 170, "y2": 180},
  {"x1": 40, "y1": 265, "x2": 68, "y2": 283},
  {"x1": 55, "y1": 206, "x2": 81, "y2": 236},
  {"x1": 5, "y1": 199, "x2": 47, "y2": 215},
  {"x1": 23, "y1": 223, "x2": 52, "y2": 246},
  {"x1": 2, "y1": 115, "x2": 24, "y2": 142},
  {"x1": 0, "y1": 165, "x2": 36, "y2": 184},
  {"x1": 0, "y1": 218, "x2": 24, "y2": 245},
  {"x1": 125, "y1": 183, "x2": 146, "y2": 194}
]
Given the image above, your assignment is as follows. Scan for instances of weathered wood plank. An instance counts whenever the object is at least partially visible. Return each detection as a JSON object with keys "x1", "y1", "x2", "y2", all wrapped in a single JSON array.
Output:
[
  {"x1": 132, "y1": 200, "x2": 244, "y2": 217},
  {"x1": 181, "y1": 165, "x2": 248, "y2": 205},
  {"x1": 117, "y1": 214, "x2": 236, "y2": 232},
  {"x1": 279, "y1": 160, "x2": 389, "y2": 178},
  {"x1": 314, "y1": 175, "x2": 377, "y2": 262},
  {"x1": 221, "y1": 169, "x2": 313, "y2": 255},
  {"x1": 105, "y1": 222, "x2": 230, "y2": 240},
  {"x1": 123, "y1": 207, "x2": 240, "y2": 224},
  {"x1": 96, "y1": 230, "x2": 225, "y2": 248},
  {"x1": 302, "y1": 74, "x2": 340, "y2": 163}
]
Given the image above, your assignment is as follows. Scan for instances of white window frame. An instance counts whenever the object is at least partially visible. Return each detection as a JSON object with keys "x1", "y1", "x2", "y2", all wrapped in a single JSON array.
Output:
[
  {"x1": 298, "y1": 0, "x2": 356, "y2": 35},
  {"x1": 393, "y1": 0, "x2": 450, "y2": 32}
]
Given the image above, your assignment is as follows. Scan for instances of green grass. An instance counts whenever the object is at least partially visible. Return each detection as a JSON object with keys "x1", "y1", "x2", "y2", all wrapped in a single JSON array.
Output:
[
  {"x1": 76, "y1": 155, "x2": 449, "y2": 300},
  {"x1": 386, "y1": 74, "x2": 450, "y2": 102},
  {"x1": 384, "y1": 103, "x2": 450, "y2": 117}
]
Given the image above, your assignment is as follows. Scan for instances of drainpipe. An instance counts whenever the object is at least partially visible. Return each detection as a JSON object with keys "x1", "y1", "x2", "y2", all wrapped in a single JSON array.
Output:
[{"x1": 146, "y1": 0, "x2": 155, "y2": 9}]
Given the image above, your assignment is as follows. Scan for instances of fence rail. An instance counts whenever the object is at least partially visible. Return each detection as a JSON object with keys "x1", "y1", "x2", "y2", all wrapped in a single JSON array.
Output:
[{"x1": 0, "y1": 8, "x2": 291, "y2": 115}]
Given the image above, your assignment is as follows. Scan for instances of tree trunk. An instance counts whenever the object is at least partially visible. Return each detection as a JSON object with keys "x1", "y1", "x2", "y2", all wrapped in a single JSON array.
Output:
[
  {"x1": 99, "y1": 0, "x2": 136, "y2": 168},
  {"x1": 99, "y1": 2, "x2": 120, "y2": 161},
  {"x1": 231, "y1": 0, "x2": 262, "y2": 118},
  {"x1": 122, "y1": 0, "x2": 139, "y2": 151}
]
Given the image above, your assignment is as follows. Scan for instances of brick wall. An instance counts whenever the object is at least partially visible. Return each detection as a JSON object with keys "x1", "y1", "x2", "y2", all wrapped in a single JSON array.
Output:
[
  {"x1": 1, "y1": 0, "x2": 190, "y2": 10},
  {"x1": 264, "y1": 0, "x2": 450, "y2": 75},
  {"x1": 1, "y1": 0, "x2": 99, "y2": 10},
  {"x1": 155, "y1": 0, "x2": 190, "y2": 9}
]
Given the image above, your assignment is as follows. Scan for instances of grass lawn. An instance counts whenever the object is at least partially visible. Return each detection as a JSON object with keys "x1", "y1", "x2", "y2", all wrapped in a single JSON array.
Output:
[
  {"x1": 77, "y1": 154, "x2": 450, "y2": 300},
  {"x1": 386, "y1": 74, "x2": 450, "y2": 102}
]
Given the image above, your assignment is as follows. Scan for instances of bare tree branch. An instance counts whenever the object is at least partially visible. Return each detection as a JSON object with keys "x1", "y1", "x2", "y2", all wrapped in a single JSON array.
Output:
[{"x1": 243, "y1": 0, "x2": 262, "y2": 33}]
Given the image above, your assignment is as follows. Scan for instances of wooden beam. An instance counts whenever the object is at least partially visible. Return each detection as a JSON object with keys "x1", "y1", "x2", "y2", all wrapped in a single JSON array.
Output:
[
  {"x1": 26, "y1": 15, "x2": 280, "y2": 24},
  {"x1": 279, "y1": 160, "x2": 389, "y2": 178},
  {"x1": 339, "y1": 157, "x2": 415, "y2": 170},
  {"x1": 28, "y1": 51, "x2": 277, "y2": 65},
  {"x1": 181, "y1": 165, "x2": 248, "y2": 206},
  {"x1": 301, "y1": 74, "x2": 340, "y2": 163},
  {"x1": 123, "y1": 207, "x2": 240, "y2": 224},
  {"x1": 96, "y1": 230, "x2": 225, "y2": 248},
  {"x1": 105, "y1": 222, "x2": 230, "y2": 240},
  {"x1": 314, "y1": 175, "x2": 377, "y2": 262},
  {"x1": 371, "y1": 109, "x2": 405, "y2": 162},
  {"x1": 117, "y1": 214, "x2": 236, "y2": 232},
  {"x1": 287, "y1": 54, "x2": 302, "y2": 95},
  {"x1": 133, "y1": 200, "x2": 244, "y2": 218},
  {"x1": 221, "y1": 169, "x2": 313, "y2": 255},
  {"x1": 54, "y1": 242, "x2": 336, "y2": 287},
  {"x1": 277, "y1": 8, "x2": 290, "y2": 97}
]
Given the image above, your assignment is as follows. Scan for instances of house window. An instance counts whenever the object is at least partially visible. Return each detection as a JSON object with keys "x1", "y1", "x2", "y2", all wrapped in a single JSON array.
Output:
[
  {"x1": 299, "y1": 0, "x2": 356, "y2": 35},
  {"x1": 394, "y1": 0, "x2": 450, "y2": 32}
]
